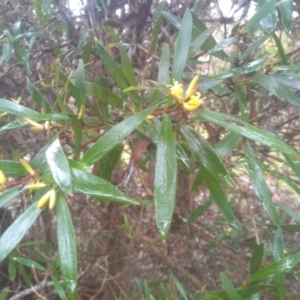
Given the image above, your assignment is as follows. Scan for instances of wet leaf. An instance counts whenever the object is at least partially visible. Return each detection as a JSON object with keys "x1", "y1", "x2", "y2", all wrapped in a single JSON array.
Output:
[{"x1": 154, "y1": 115, "x2": 177, "y2": 239}]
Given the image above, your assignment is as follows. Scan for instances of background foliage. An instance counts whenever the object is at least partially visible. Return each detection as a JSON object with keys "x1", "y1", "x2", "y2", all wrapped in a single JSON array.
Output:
[{"x1": 0, "y1": 0, "x2": 300, "y2": 299}]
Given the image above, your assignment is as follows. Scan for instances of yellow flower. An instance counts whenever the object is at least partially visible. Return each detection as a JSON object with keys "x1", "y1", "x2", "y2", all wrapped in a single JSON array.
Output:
[
  {"x1": 167, "y1": 80, "x2": 183, "y2": 96},
  {"x1": 183, "y1": 93, "x2": 204, "y2": 112}
]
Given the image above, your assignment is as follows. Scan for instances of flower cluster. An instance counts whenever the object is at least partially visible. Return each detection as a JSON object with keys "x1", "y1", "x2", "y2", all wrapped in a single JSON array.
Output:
[{"x1": 167, "y1": 75, "x2": 205, "y2": 111}]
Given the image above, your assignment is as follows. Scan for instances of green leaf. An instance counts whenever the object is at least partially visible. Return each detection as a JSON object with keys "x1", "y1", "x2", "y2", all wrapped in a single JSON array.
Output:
[
  {"x1": 154, "y1": 115, "x2": 177, "y2": 239},
  {"x1": 0, "y1": 287, "x2": 10, "y2": 300},
  {"x1": 72, "y1": 168, "x2": 138, "y2": 205},
  {"x1": 278, "y1": 203, "x2": 300, "y2": 223},
  {"x1": 187, "y1": 199, "x2": 212, "y2": 225},
  {"x1": 250, "y1": 243, "x2": 264, "y2": 276},
  {"x1": 181, "y1": 125, "x2": 234, "y2": 189},
  {"x1": 279, "y1": 0, "x2": 293, "y2": 32},
  {"x1": 120, "y1": 44, "x2": 136, "y2": 87},
  {"x1": 244, "y1": 0, "x2": 276, "y2": 33},
  {"x1": 94, "y1": 40, "x2": 140, "y2": 105},
  {"x1": 201, "y1": 167, "x2": 239, "y2": 229},
  {"x1": 51, "y1": 275, "x2": 67, "y2": 300},
  {"x1": 213, "y1": 132, "x2": 240, "y2": 160},
  {"x1": 26, "y1": 78, "x2": 52, "y2": 113},
  {"x1": 81, "y1": 105, "x2": 156, "y2": 165},
  {"x1": 12, "y1": 257, "x2": 46, "y2": 271},
  {"x1": 234, "y1": 84, "x2": 248, "y2": 121},
  {"x1": 56, "y1": 193, "x2": 77, "y2": 294},
  {"x1": 241, "y1": 37, "x2": 267, "y2": 59},
  {"x1": 258, "y1": 0, "x2": 276, "y2": 34},
  {"x1": 85, "y1": 82, "x2": 123, "y2": 109},
  {"x1": 244, "y1": 144, "x2": 280, "y2": 226},
  {"x1": 220, "y1": 273, "x2": 241, "y2": 300},
  {"x1": 208, "y1": 36, "x2": 236, "y2": 54},
  {"x1": 172, "y1": 9, "x2": 193, "y2": 80},
  {"x1": 189, "y1": 24, "x2": 218, "y2": 58},
  {"x1": 251, "y1": 72, "x2": 300, "y2": 106},
  {"x1": 75, "y1": 59, "x2": 86, "y2": 107},
  {"x1": 46, "y1": 138, "x2": 73, "y2": 195},
  {"x1": 250, "y1": 253, "x2": 300, "y2": 283},
  {"x1": 0, "y1": 186, "x2": 23, "y2": 210},
  {"x1": 0, "y1": 203, "x2": 42, "y2": 263},
  {"x1": 172, "y1": 275, "x2": 188, "y2": 300},
  {"x1": 240, "y1": 285, "x2": 277, "y2": 298},
  {"x1": 69, "y1": 115, "x2": 82, "y2": 158},
  {"x1": 158, "y1": 44, "x2": 170, "y2": 85},
  {"x1": 283, "y1": 153, "x2": 300, "y2": 180},
  {"x1": 196, "y1": 109, "x2": 300, "y2": 159},
  {"x1": 273, "y1": 228, "x2": 285, "y2": 300},
  {"x1": 77, "y1": 29, "x2": 92, "y2": 49},
  {"x1": 0, "y1": 99, "x2": 39, "y2": 118},
  {"x1": 0, "y1": 160, "x2": 28, "y2": 177}
]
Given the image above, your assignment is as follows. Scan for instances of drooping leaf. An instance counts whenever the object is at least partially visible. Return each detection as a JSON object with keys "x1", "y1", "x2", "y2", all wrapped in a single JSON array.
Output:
[
  {"x1": 201, "y1": 167, "x2": 239, "y2": 229},
  {"x1": 273, "y1": 228, "x2": 285, "y2": 300},
  {"x1": 0, "y1": 203, "x2": 42, "y2": 263},
  {"x1": 12, "y1": 257, "x2": 46, "y2": 271},
  {"x1": 154, "y1": 114, "x2": 177, "y2": 239},
  {"x1": 72, "y1": 168, "x2": 138, "y2": 205},
  {"x1": 81, "y1": 105, "x2": 156, "y2": 165},
  {"x1": 0, "y1": 186, "x2": 23, "y2": 209},
  {"x1": 244, "y1": 144, "x2": 280, "y2": 226},
  {"x1": 0, "y1": 99, "x2": 39, "y2": 118},
  {"x1": 46, "y1": 138, "x2": 73, "y2": 195},
  {"x1": 56, "y1": 193, "x2": 77, "y2": 294},
  {"x1": 27, "y1": 78, "x2": 52, "y2": 113},
  {"x1": 196, "y1": 109, "x2": 300, "y2": 159},
  {"x1": 250, "y1": 253, "x2": 300, "y2": 283},
  {"x1": 181, "y1": 125, "x2": 234, "y2": 189}
]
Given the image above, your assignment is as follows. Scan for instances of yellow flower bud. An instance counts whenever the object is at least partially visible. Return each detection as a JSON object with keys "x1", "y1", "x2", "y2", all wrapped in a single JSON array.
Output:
[
  {"x1": 19, "y1": 159, "x2": 35, "y2": 176},
  {"x1": 48, "y1": 189, "x2": 56, "y2": 210},
  {"x1": 0, "y1": 170, "x2": 6, "y2": 185},
  {"x1": 24, "y1": 118, "x2": 44, "y2": 130},
  {"x1": 167, "y1": 81, "x2": 184, "y2": 96},
  {"x1": 146, "y1": 115, "x2": 155, "y2": 120},
  {"x1": 185, "y1": 75, "x2": 199, "y2": 99},
  {"x1": 37, "y1": 190, "x2": 53, "y2": 209},
  {"x1": 25, "y1": 183, "x2": 47, "y2": 190}
]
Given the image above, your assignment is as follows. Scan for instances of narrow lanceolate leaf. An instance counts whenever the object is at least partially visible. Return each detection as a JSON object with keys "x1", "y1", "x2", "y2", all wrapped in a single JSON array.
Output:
[
  {"x1": 56, "y1": 193, "x2": 77, "y2": 294},
  {"x1": 251, "y1": 72, "x2": 300, "y2": 107},
  {"x1": 0, "y1": 203, "x2": 42, "y2": 263},
  {"x1": 72, "y1": 168, "x2": 138, "y2": 205},
  {"x1": 250, "y1": 243, "x2": 264, "y2": 276},
  {"x1": 220, "y1": 273, "x2": 241, "y2": 300},
  {"x1": 244, "y1": 0, "x2": 276, "y2": 33},
  {"x1": 94, "y1": 40, "x2": 139, "y2": 104},
  {"x1": 46, "y1": 138, "x2": 73, "y2": 195},
  {"x1": 283, "y1": 153, "x2": 300, "y2": 181},
  {"x1": 0, "y1": 186, "x2": 23, "y2": 209},
  {"x1": 273, "y1": 229, "x2": 286, "y2": 300},
  {"x1": 27, "y1": 78, "x2": 52, "y2": 113},
  {"x1": 250, "y1": 253, "x2": 300, "y2": 283},
  {"x1": 181, "y1": 125, "x2": 234, "y2": 189},
  {"x1": 202, "y1": 167, "x2": 239, "y2": 229},
  {"x1": 196, "y1": 109, "x2": 300, "y2": 159},
  {"x1": 0, "y1": 99, "x2": 39, "y2": 118},
  {"x1": 158, "y1": 44, "x2": 170, "y2": 85},
  {"x1": 258, "y1": 0, "x2": 276, "y2": 34},
  {"x1": 75, "y1": 59, "x2": 86, "y2": 107},
  {"x1": 279, "y1": 0, "x2": 293, "y2": 32},
  {"x1": 172, "y1": 9, "x2": 193, "y2": 80},
  {"x1": 0, "y1": 160, "x2": 28, "y2": 177},
  {"x1": 244, "y1": 144, "x2": 280, "y2": 226},
  {"x1": 154, "y1": 115, "x2": 177, "y2": 239},
  {"x1": 81, "y1": 105, "x2": 156, "y2": 165}
]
